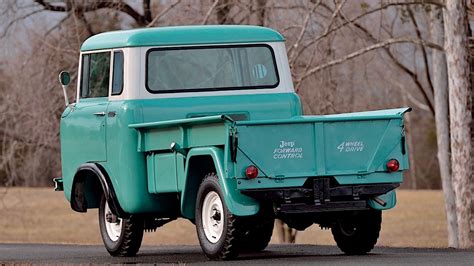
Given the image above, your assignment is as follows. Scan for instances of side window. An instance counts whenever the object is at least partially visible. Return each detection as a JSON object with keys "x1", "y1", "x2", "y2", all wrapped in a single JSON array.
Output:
[
  {"x1": 80, "y1": 52, "x2": 110, "y2": 98},
  {"x1": 111, "y1": 51, "x2": 124, "y2": 95},
  {"x1": 80, "y1": 54, "x2": 90, "y2": 98}
]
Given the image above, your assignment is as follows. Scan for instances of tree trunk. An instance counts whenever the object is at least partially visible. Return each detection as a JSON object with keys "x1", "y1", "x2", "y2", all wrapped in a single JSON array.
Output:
[
  {"x1": 444, "y1": 0, "x2": 474, "y2": 248},
  {"x1": 431, "y1": 7, "x2": 459, "y2": 248}
]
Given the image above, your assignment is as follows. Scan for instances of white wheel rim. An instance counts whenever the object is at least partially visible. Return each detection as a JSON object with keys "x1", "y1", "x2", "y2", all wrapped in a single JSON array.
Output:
[
  {"x1": 104, "y1": 201, "x2": 122, "y2": 241},
  {"x1": 202, "y1": 191, "x2": 224, "y2": 243}
]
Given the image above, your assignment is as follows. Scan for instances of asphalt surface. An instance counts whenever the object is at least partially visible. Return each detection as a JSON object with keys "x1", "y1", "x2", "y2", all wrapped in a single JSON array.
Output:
[{"x1": 0, "y1": 244, "x2": 473, "y2": 265}]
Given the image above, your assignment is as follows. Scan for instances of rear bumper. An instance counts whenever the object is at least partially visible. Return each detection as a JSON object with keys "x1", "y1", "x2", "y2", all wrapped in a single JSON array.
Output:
[{"x1": 241, "y1": 178, "x2": 399, "y2": 214}]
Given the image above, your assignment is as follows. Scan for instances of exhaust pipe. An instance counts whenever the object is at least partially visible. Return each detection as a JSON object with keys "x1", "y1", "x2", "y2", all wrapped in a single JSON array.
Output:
[{"x1": 373, "y1": 196, "x2": 387, "y2": 207}]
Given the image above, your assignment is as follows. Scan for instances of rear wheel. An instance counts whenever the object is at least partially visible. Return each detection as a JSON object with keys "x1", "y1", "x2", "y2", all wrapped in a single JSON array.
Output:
[
  {"x1": 196, "y1": 173, "x2": 244, "y2": 260},
  {"x1": 98, "y1": 195, "x2": 144, "y2": 257},
  {"x1": 331, "y1": 210, "x2": 382, "y2": 255}
]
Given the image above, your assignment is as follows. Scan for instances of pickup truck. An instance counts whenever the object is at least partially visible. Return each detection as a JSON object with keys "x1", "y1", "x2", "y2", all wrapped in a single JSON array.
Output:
[{"x1": 55, "y1": 25, "x2": 410, "y2": 260}]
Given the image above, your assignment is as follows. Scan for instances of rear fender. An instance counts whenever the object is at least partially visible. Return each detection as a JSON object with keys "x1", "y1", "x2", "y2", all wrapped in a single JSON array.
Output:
[
  {"x1": 70, "y1": 163, "x2": 128, "y2": 217},
  {"x1": 180, "y1": 147, "x2": 259, "y2": 219}
]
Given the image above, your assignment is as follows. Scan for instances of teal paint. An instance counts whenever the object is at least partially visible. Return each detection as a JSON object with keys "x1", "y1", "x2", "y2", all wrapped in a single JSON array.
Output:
[
  {"x1": 130, "y1": 104, "x2": 409, "y2": 215},
  {"x1": 60, "y1": 26, "x2": 410, "y2": 222},
  {"x1": 234, "y1": 113, "x2": 408, "y2": 182},
  {"x1": 60, "y1": 97, "x2": 109, "y2": 200},
  {"x1": 152, "y1": 153, "x2": 178, "y2": 193},
  {"x1": 61, "y1": 92, "x2": 409, "y2": 217},
  {"x1": 368, "y1": 190, "x2": 397, "y2": 210},
  {"x1": 81, "y1": 25, "x2": 285, "y2": 51},
  {"x1": 180, "y1": 147, "x2": 259, "y2": 218},
  {"x1": 61, "y1": 93, "x2": 301, "y2": 214}
]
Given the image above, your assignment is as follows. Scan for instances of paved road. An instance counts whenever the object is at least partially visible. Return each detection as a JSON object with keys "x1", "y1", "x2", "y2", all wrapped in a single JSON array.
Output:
[{"x1": 0, "y1": 244, "x2": 473, "y2": 265}]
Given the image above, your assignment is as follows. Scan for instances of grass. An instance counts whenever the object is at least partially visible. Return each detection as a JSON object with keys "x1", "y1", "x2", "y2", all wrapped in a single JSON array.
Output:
[{"x1": 0, "y1": 188, "x2": 447, "y2": 247}]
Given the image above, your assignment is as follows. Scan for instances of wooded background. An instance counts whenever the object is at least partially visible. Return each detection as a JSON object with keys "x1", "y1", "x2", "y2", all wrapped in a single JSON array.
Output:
[{"x1": 0, "y1": 0, "x2": 472, "y2": 248}]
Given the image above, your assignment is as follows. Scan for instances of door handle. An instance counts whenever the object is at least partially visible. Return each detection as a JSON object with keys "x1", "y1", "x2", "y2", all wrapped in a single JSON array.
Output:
[{"x1": 93, "y1": 112, "x2": 106, "y2": 117}]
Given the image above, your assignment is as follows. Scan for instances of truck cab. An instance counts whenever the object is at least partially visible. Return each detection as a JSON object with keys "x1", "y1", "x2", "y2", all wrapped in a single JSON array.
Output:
[{"x1": 57, "y1": 25, "x2": 410, "y2": 260}]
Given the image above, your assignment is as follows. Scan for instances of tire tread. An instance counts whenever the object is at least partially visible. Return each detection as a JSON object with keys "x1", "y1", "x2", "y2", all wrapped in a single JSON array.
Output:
[
  {"x1": 99, "y1": 196, "x2": 144, "y2": 257},
  {"x1": 331, "y1": 210, "x2": 382, "y2": 255},
  {"x1": 196, "y1": 173, "x2": 244, "y2": 260}
]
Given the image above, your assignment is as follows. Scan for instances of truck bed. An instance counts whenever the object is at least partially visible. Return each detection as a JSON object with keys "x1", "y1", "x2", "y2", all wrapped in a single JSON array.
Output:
[
  {"x1": 234, "y1": 107, "x2": 410, "y2": 182},
  {"x1": 130, "y1": 107, "x2": 410, "y2": 190},
  {"x1": 129, "y1": 107, "x2": 410, "y2": 215}
]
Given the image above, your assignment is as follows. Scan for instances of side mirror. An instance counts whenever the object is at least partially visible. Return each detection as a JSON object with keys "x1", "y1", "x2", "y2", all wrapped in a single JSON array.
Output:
[
  {"x1": 58, "y1": 71, "x2": 71, "y2": 107},
  {"x1": 59, "y1": 71, "x2": 70, "y2": 86}
]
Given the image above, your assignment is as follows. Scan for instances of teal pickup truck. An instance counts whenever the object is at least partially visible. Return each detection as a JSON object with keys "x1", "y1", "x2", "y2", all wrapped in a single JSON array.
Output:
[{"x1": 55, "y1": 25, "x2": 410, "y2": 260}]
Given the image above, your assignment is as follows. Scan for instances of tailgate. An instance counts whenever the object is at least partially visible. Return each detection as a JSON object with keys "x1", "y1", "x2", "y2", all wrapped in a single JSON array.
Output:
[{"x1": 234, "y1": 108, "x2": 410, "y2": 179}]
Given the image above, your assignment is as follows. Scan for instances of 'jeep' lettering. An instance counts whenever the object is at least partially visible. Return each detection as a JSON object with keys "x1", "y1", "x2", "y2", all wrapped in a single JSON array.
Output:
[{"x1": 273, "y1": 141, "x2": 303, "y2": 159}]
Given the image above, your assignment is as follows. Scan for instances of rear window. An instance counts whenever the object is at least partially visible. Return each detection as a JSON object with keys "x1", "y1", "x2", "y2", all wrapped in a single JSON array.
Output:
[{"x1": 146, "y1": 45, "x2": 279, "y2": 93}]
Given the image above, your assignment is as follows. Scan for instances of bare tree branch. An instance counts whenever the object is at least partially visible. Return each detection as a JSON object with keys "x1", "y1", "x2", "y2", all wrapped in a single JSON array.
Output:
[
  {"x1": 291, "y1": 0, "x2": 444, "y2": 65},
  {"x1": 43, "y1": 13, "x2": 70, "y2": 37},
  {"x1": 326, "y1": 4, "x2": 436, "y2": 114},
  {"x1": 383, "y1": 71, "x2": 431, "y2": 111},
  {"x1": 34, "y1": 0, "x2": 68, "y2": 12},
  {"x1": 255, "y1": 0, "x2": 267, "y2": 26},
  {"x1": 297, "y1": 37, "x2": 441, "y2": 91},
  {"x1": 0, "y1": 128, "x2": 59, "y2": 151},
  {"x1": 143, "y1": 0, "x2": 152, "y2": 22},
  {"x1": 407, "y1": 7, "x2": 435, "y2": 95},
  {"x1": 146, "y1": 0, "x2": 182, "y2": 27},
  {"x1": 320, "y1": 0, "x2": 347, "y2": 38},
  {"x1": 78, "y1": 10, "x2": 94, "y2": 37},
  {"x1": 216, "y1": 0, "x2": 233, "y2": 24},
  {"x1": 287, "y1": 0, "x2": 322, "y2": 55},
  {"x1": 202, "y1": 0, "x2": 220, "y2": 25},
  {"x1": 1, "y1": 8, "x2": 45, "y2": 38},
  {"x1": 34, "y1": 0, "x2": 150, "y2": 26}
]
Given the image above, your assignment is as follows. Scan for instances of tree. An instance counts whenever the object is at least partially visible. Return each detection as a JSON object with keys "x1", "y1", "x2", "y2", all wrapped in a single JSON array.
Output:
[
  {"x1": 444, "y1": 0, "x2": 474, "y2": 248},
  {"x1": 1, "y1": 0, "x2": 472, "y2": 246},
  {"x1": 430, "y1": 6, "x2": 458, "y2": 248},
  {"x1": 0, "y1": 0, "x2": 186, "y2": 186}
]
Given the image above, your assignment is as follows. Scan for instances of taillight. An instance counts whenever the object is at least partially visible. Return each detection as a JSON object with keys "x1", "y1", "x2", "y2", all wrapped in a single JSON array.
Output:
[
  {"x1": 245, "y1": 165, "x2": 259, "y2": 179},
  {"x1": 386, "y1": 159, "x2": 400, "y2": 172}
]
